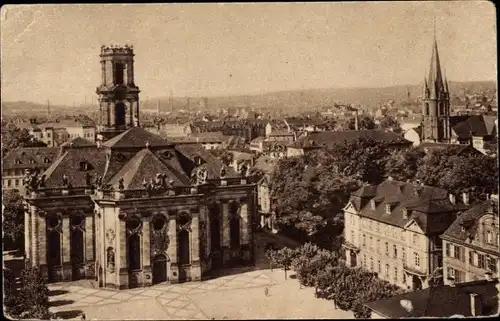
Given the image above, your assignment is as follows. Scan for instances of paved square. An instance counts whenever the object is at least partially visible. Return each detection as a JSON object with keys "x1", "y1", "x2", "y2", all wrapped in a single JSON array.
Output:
[{"x1": 47, "y1": 232, "x2": 355, "y2": 319}]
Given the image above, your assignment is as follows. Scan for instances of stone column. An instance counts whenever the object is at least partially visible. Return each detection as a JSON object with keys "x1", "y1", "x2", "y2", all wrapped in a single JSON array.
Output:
[
  {"x1": 167, "y1": 218, "x2": 178, "y2": 283},
  {"x1": 128, "y1": 101, "x2": 134, "y2": 126},
  {"x1": 101, "y1": 60, "x2": 106, "y2": 86},
  {"x1": 107, "y1": 101, "x2": 111, "y2": 127},
  {"x1": 222, "y1": 202, "x2": 230, "y2": 247},
  {"x1": 30, "y1": 207, "x2": 38, "y2": 265},
  {"x1": 142, "y1": 217, "x2": 152, "y2": 286},
  {"x1": 62, "y1": 216, "x2": 71, "y2": 280},
  {"x1": 25, "y1": 209, "x2": 31, "y2": 262},
  {"x1": 240, "y1": 201, "x2": 249, "y2": 245},
  {"x1": 128, "y1": 59, "x2": 134, "y2": 85},
  {"x1": 84, "y1": 215, "x2": 94, "y2": 279},
  {"x1": 190, "y1": 214, "x2": 201, "y2": 281},
  {"x1": 118, "y1": 218, "x2": 128, "y2": 289},
  {"x1": 110, "y1": 102, "x2": 116, "y2": 128}
]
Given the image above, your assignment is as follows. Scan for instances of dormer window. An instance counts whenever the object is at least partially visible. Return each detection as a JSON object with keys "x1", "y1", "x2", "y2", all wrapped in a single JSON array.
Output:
[
  {"x1": 402, "y1": 208, "x2": 408, "y2": 219},
  {"x1": 385, "y1": 204, "x2": 391, "y2": 215},
  {"x1": 194, "y1": 156, "x2": 203, "y2": 166},
  {"x1": 44, "y1": 158, "x2": 51, "y2": 163},
  {"x1": 79, "y1": 161, "x2": 90, "y2": 171},
  {"x1": 370, "y1": 199, "x2": 376, "y2": 210},
  {"x1": 29, "y1": 159, "x2": 35, "y2": 164},
  {"x1": 15, "y1": 159, "x2": 22, "y2": 165}
]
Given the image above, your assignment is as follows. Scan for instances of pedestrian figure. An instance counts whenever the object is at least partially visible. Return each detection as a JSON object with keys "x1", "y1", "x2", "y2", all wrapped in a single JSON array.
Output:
[{"x1": 264, "y1": 286, "x2": 269, "y2": 297}]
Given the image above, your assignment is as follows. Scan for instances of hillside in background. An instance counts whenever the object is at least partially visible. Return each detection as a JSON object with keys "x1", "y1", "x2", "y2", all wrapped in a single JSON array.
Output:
[{"x1": 2, "y1": 81, "x2": 496, "y2": 117}]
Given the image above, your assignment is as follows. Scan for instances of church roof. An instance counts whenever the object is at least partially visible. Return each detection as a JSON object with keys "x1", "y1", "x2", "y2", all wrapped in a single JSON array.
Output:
[
  {"x1": 107, "y1": 148, "x2": 189, "y2": 189},
  {"x1": 103, "y1": 127, "x2": 172, "y2": 149},
  {"x1": 425, "y1": 37, "x2": 447, "y2": 99},
  {"x1": 60, "y1": 137, "x2": 96, "y2": 148}
]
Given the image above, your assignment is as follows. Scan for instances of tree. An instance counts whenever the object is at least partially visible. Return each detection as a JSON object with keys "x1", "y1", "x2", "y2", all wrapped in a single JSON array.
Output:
[
  {"x1": 384, "y1": 147, "x2": 425, "y2": 181},
  {"x1": 4, "y1": 265, "x2": 51, "y2": 319},
  {"x1": 2, "y1": 189, "x2": 25, "y2": 251},
  {"x1": 379, "y1": 115, "x2": 403, "y2": 134},
  {"x1": 266, "y1": 247, "x2": 297, "y2": 280},
  {"x1": 341, "y1": 114, "x2": 376, "y2": 130},
  {"x1": 415, "y1": 149, "x2": 498, "y2": 200},
  {"x1": 1, "y1": 123, "x2": 47, "y2": 155}
]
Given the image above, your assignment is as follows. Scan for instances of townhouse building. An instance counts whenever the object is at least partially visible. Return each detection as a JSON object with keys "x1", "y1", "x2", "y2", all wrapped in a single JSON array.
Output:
[
  {"x1": 441, "y1": 195, "x2": 500, "y2": 285},
  {"x1": 343, "y1": 179, "x2": 464, "y2": 291}
]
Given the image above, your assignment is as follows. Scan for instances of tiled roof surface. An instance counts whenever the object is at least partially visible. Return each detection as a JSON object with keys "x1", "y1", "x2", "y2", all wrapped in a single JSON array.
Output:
[
  {"x1": 2, "y1": 147, "x2": 60, "y2": 170},
  {"x1": 60, "y1": 137, "x2": 96, "y2": 148},
  {"x1": 107, "y1": 148, "x2": 189, "y2": 189},
  {"x1": 452, "y1": 115, "x2": 497, "y2": 139},
  {"x1": 289, "y1": 130, "x2": 411, "y2": 149},
  {"x1": 418, "y1": 142, "x2": 481, "y2": 155},
  {"x1": 103, "y1": 127, "x2": 172, "y2": 149},
  {"x1": 349, "y1": 179, "x2": 458, "y2": 233},
  {"x1": 175, "y1": 144, "x2": 237, "y2": 179},
  {"x1": 365, "y1": 279, "x2": 499, "y2": 318},
  {"x1": 442, "y1": 198, "x2": 499, "y2": 243}
]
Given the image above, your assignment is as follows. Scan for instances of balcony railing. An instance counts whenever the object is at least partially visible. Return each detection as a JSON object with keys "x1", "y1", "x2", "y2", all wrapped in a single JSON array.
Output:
[{"x1": 24, "y1": 177, "x2": 255, "y2": 200}]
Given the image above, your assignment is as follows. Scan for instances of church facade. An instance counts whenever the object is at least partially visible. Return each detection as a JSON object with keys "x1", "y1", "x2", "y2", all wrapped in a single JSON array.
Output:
[{"x1": 23, "y1": 45, "x2": 257, "y2": 289}]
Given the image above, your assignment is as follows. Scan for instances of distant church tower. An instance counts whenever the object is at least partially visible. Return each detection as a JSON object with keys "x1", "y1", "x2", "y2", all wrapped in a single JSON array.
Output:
[
  {"x1": 421, "y1": 35, "x2": 451, "y2": 142},
  {"x1": 96, "y1": 45, "x2": 141, "y2": 140}
]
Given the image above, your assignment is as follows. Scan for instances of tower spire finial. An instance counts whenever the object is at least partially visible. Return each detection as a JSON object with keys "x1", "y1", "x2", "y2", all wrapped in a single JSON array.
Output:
[{"x1": 433, "y1": 16, "x2": 436, "y2": 40}]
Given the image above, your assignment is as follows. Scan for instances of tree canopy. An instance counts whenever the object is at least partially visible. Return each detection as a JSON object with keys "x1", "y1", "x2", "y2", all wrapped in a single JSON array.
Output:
[
  {"x1": 415, "y1": 149, "x2": 499, "y2": 200},
  {"x1": 2, "y1": 189, "x2": 25, "y2": 250},
  {"x1": 1, "y1": 123, "x2": 47, "y2": 155},
  {"x1": 378, "y1": 115, "x2": 403, "y2": 134}
]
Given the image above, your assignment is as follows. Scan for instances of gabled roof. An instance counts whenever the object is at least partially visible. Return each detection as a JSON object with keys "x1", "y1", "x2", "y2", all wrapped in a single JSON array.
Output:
[
  {"x1": 289, "y1": 129, "x2": 411, "y2": 149},
  {"x1": 442, "y1": 198, "x2": 499, "y2": 244},
  {"x1": 61, "y1": 137, "x2": 96, "y2": 148},
  {"x1": 365, "y1": 279, "x2": 499, "y2": 318},
  {"x1": 2, "y1": 147, "x2": 60, "y2": 170},
  {"x1": 349, "y1": 179, "x2": 459, "y2": 233},
  {"x1": 107, "y1": 148, "x2": 189, "y2": 189},
  {"x1": 103, "y1": 127, "x2": 171, "y2": 149},
  {"x1": 418, "y1": 142, "x2": 482, "y2": 155}
]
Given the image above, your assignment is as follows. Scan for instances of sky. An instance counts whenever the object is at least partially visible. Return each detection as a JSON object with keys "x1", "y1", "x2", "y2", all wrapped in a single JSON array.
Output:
[{"x1": 1, "y1": 2, "x2": 497, "y2": 106}]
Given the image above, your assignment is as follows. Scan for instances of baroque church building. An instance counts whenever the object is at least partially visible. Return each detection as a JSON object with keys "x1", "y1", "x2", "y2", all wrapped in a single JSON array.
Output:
[{"x1": 23, "y1": 45, "x2": 257, "y2": 289}]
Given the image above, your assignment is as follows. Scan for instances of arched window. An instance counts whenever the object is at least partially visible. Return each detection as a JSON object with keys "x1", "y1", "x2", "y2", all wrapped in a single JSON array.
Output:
[
  {"x1": 210, "y1": 205, "x2": 221, "y2": 251},
  {"x1": 486, "y1": 231, "x2": 493, "y2": 244},
  {"x1": 127, "y1": 218, "x2": 142, "y2": 271},
  {"x1": 229, "y1": 202, "x2": 240, "y2": 249},
  {"x1": 70, "y1": 215, "x2": 85, "y2": 265},
  {"x1": 152, "y1": 215, "x2": 167, "y2": 231},
  {"x1": 47, "y1": 216, "x2": 62, "y2": 267},
  {"x1": 178, "y1": 230, "x2": 190, "y2": 265}
]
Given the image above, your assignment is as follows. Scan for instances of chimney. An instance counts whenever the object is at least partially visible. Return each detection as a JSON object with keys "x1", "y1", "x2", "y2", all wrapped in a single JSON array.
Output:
[
  {"x1": 462, "y1": 192, "x2": 470, "y2": 206},
  {"x1": 449, "y1": 194, "x2": 456, "y2": 205},
  {"x1": 469, "y1": 293, "x2": 482, "y2": 316}
]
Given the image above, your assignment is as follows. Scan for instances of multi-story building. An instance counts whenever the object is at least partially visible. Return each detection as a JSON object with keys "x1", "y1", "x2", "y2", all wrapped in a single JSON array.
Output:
[
  {"x1": 441, "y1": 195, "x2": 500, "y2": 285},
  {"x1": 22, "y1": 45, "x2": 257, "y2": 290},
  {"x1": 342, "y1": 178, "x2": 464, "y2": 291},
  {"x1": 2, "y1": 147, "x2": 60, "y2": 192},
  {"x1": 286, "y1": 129, "x2": 412, "y2": 157}
]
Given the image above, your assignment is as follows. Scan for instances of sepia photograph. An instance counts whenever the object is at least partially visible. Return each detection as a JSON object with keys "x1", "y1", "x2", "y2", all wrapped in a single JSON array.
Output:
[{"x1": 1, "y1": 2, "x2": 498, "y2": 320}]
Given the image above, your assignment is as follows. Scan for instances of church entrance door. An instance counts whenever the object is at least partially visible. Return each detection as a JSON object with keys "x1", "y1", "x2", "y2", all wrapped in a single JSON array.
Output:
[{"x1": 152, "y1": 255, "x2": 168, "y2": 284}]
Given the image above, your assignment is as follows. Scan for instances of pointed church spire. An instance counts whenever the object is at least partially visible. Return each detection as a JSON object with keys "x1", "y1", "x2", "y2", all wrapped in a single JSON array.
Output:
[{"x1": 427, "y1": 32, "x2": 445, "y2": 99}]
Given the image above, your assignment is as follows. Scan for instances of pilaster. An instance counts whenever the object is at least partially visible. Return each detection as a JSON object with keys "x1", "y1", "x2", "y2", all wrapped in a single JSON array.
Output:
[
  {"x1": 142, "y1": 217, "x2": 152, "y2": 286},
  {"x1": 167, "y1": 218, "x2": 178, "y2": 283},
  {"x1": 37, "y1": 215, "x2": 47, "y2": 265},
  {"x1": 62, "y1": 216, "x2": 71, "y2": 264},
  {"x1": 118, "y1": 218, "x2": 128, "y2": 288},
  {"x1": 240, "y1": 200, "x2": 249, "y2": 245},
  {"x1": 222, "y1": 202, "x2": 230, "y2": 247},
  {"x1": 31, "y1": 207, "x2": 38, "y2": 265}
]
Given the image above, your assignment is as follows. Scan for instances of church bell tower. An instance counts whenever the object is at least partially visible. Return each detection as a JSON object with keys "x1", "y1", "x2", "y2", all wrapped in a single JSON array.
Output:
[
  {"x1": 96, "y1": 45, "x2": 140, "y2": 141},
  {"x1": 421, "y1": 36, "x2": 451, "y2": 143}
]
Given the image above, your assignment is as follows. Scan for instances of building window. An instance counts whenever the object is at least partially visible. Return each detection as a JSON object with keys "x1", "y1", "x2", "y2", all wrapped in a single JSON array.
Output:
[
  {"x1": 377, "y1": 239, "x2": 380, "y2": 253},
  {"x1": 414, "y1": 252, "x2": 420, "y2": 267},
  {"x1": 469, "y1": 251, "x2": 474, "y2": 265},
  {"x1": 369, "y1": 236, "x2": 373, "y2": 248},
  {"x1": 385, "y1": 264, "x2": 390, "y2": 277},
  {"x1": 376, "y1": 222, "x2": 380, "y2": 232},
  {"x1": 478, "y1": 254, "x2": 486, "y2": 269},
  {"x1": 178, "y1": 230, "x2": 190, "y2": 265},
  {"x1": 363, "y1": 234, "x2": 366, "y2": 246},
  {"x1": 370, "y1": 199, "x2": 376, "y2": 210},
  {"x1": 41, "y1": 133, "x2": 44, "y2": 138},
  {"x1": 363, "y1": 255, "x2": 367, "y2": 268},
  {"x1": 229, "y1": 201, "x2": 241, "y2": 249},
  {"x1": 351, "y1": 230, "x2": 355, "y2": 243},
  {"x1": 385, "y1": 242, "x2": 389, "y2": 256},
  {"x1": 486, "y1": 231, "x2": 493, "y2": 244},
  {"x1": 377, "y1": 260, "x2": 381, "y2": 273},
  {"x1": 402, "y1": 247, "x2": 406, "y2": 262},
  {"x1": 487, "y1": 257, "x2": 498, "y2": 273},
  {"x1": 454, "y1": 245, "x2": 461, "y2": 260},
  {"x1": 413, "y1": 233, "x2": 419, "y2": 245},
  {"x1": 394, "y1": 267, "x2": 398, "y2": 281},
  {"x1": 446, "y1": 243, "x2": 451, "y2": 257},
  {"x1": 370, "y1": 257, "x2": 374, "y2": 271},
  {"x1": 7, "y1": 179, "x2": 11, "y2": 187},
  {"x1": 385, "y1": 204, "x2": 391, "y2": 214},
  {"x1": 47, "y1": 132, "x2": 51, "y2": 138},
  {"x1": 403, "y1": 272, "x2": 406, "y2": 283},
  {"x1": 393, "y1": 245, "x2": 398, "y2": 259}
]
